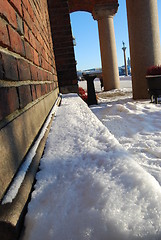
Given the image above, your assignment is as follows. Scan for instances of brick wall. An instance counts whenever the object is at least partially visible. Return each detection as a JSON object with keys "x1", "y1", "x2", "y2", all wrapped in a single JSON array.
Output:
[
  {"x1": 0, "y1": 0, "x2": 58, "y2": 121},
  {"x1": 0, "y1": 0, "x2": 60, "y2": 203},
  {"x1": 48, "y1": 0, "x2": 78, "y2": 93},
  {"x1": 68, "y1": 0, "x2": 119, "y2": 13}
]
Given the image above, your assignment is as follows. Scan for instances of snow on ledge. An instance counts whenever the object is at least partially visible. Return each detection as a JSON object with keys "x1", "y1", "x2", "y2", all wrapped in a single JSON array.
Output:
[{"x1": 22, "y1": 94, "x2": 161, "y2": 240}]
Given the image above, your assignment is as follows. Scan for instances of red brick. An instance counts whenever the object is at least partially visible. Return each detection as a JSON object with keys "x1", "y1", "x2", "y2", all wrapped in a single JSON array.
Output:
[
  {"x1": 27, "y1": 0, "x2": 34, "y2": 21},
  {"x1": 0, "y1": 19, "x2": 10, "y2": 47},
  {"x1": 0, "y1": 87, "x2": 19, "y2": 120},
  {"x1": 29, "y1": 31, "x2": 37, "y2": 50},
  {"x1": 40, "y1": 56, "x2": 45, "y2": 68},
  {"x1": 52, "y1": 73, "x2": 57, "y2": 82},
  {"x1": 51, "y1": 82, "x2": 55, "y2": 90},
  {"x1": 49, "y1": 82, "x2": 52, "y2": 91},
  {"x1": 30, "y1": 64, "x2": 38, "y2": 80},
  {"x1": 51, "y1": 66, "x2": 56, "y2": 74},
  {"x1": 47, "y1": 73, "x2": 52, "y2": 81},
  {"x1": 33, "y1": 27, "x2": 41, "y2": 44},
  {"x1": 48, "y1": 65, "x2": 53, "y2": 74},
  {"x1": 35, "y1": 38, "x2": 41, "y2": 53},
  {"x1": 16, "y1": 13, "x2": 24, "y2": 35},
  {"x1": 46, "y1": 83, "x2": 50, "y2": 93},
  {"x1": 45, "y1": 62, "x2": 50, "y2": 72},
  {"x1": 49, "y1": 83, "x2": 52, "y2": 91},
  {"x1": 0, "y1": 0, "x2": 17, "y2": 29},
  {"x1": 38, "y1": 69, "x2": 45, "y2": 81},
  {"x1": 37, "y1": 34, "x2": 44, "y2": 48},
  {"x1": 24, "y1": 41, "x2": 34, "y2": 61},
  {"x1": 35, "y1": 13, "x2": 41, "y2": 28},
  {"x1": 30, "y1": 23, "x2": 38, "y2": 41},
  {"x1": 2, "y1": 52, "x2": 19, "y2": 80},
  {"x1": 0, "y1": 53, "x2": 4, "y2": 79},
  {"x1": 41, "y1": 84, "x2": 46, "y2": 95},
  {"x1": 51, "y1": 73, "x2": 56, "y2": 82},
  {"x1": 23, "y1": 22, "x2": 30, "y2": 42},
  {"x1": 8, "y1": 25, "x2": 25, "y2": 56},
  {"x1": 33, "y1": 50, "x2": 39, "y2": 66},
  {"x1": 43, "y1": 71, "x2": 48, "y2": 80},
  {"x1": 44, "y1": 60, "x2": 49, "y2": 71},
  {"x1": 42, "y1": 52, "x2": 47, "y2": 66},
  {"x1": 32, "y1": 15, "x2": 39, "y2": 33},
  {"x1": 17, "y1": 59, "x2": 31, "y2": 80},
  {"x1": 52, "y1": 82, "x2": 55, "y2": 90},
  {"x1": 22, "y1": 5, "x2": 33, "y2": 30},
  {"x1": 31, "y1": 84, "x2": 37, "y2": 100},
  {"x1": 35, "y1": 84, "x2": 42, "y2": 98},
  {"x1": 38, "y1": 55, "x2": 42, "y2": 67},
  {"x1": 22, "y1": 0, "x2": 30, "y2": 10},
  {"x1": 44, "y1": 45, "x2": 49, "y2": 58},
  {"x1": 18, "y1": 85, "x2": 32, "y2": 108},
  {"x1": 52, "y1": 58, "x2": 56, "y2": 68},
  {"x1": 9, "y1": 0, "x2": 23, "y2": 17}
]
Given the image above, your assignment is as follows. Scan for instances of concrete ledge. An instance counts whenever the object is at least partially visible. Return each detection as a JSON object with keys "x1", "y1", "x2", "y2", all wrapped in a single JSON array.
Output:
[
  {"x1": 0, "y1": 88, "x2": 59, "y2": 200},
  {"x1": 0, "y1": 95, "x2": 62, "y2": 240}
]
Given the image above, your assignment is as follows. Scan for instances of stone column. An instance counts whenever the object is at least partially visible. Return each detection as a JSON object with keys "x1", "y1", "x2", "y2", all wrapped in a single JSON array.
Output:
[
  {"x1": 126, "y1": 0, "x2": 161, "y2": 99},
  {"x1": 92, "y1": 3, "x2": 120, "y2": 91}
]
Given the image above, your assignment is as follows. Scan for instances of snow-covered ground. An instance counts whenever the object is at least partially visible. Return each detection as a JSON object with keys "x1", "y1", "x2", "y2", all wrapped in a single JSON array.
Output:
[
  {"x1": 22, "y1": 77, "x2": 161, "y2": 240},
  {"x1": 80, "y1": 76, "x2": 132, "y2": 93}
]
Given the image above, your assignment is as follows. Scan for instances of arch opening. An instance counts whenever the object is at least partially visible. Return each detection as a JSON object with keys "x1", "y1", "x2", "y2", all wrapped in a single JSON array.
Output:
[{"x1": 70, "y1": 11, "x2": 101, "y2": 72}]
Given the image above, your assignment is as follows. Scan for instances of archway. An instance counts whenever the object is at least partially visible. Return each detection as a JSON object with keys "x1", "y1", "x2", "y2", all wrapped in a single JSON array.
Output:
[
  {"x1": 47, "y1": 0, "x2": 161, "y2": 98},
  {"x1": 69, "y1": 2, "x2": 121, "y2": 91},
  {"x1": 47, "y1": 0, "x2": 120, "y2": 93}
]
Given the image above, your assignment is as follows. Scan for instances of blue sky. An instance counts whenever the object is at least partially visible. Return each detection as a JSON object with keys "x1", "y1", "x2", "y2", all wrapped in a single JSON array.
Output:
[{"x1": 70, "y1": 0, "x2": 161, "y2": 71}]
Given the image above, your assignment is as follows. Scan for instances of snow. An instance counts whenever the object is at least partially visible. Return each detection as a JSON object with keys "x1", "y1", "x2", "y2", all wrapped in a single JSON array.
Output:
[
  {"x1": 22, "y1": 78, "x2": 161, "y2": 240},
  {"x1": 2, "y1": 97, "x2": 60, "y2": 205},
  {"x1": 91, "y1": 93, "x2": 161, "y2": 186},
  {"x1": 80, "y1": 76, "x2": 132, "y2": 93}
]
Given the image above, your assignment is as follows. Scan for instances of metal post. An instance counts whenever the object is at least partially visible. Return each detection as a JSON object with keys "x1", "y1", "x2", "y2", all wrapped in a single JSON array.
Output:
[{"x1": 83, "y1": 74, "x2": 98, "y2": 106}]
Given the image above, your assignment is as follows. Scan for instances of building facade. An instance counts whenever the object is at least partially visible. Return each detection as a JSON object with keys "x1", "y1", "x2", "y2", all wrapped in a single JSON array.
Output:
[{"x1": 0, "y1": 0, "x2": 161, "y2": 239}]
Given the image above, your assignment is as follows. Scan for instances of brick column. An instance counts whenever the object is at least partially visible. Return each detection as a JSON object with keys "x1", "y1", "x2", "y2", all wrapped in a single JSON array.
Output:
[
  {"x1": 126, "y1": 0, "x2": 161, "y2": 99},
  {"x1": 48, "y1": 0, "x2": 78, "y2": 93},
  {"x1": 92, "y1": 3, "x2": 120, "y2": 91}
]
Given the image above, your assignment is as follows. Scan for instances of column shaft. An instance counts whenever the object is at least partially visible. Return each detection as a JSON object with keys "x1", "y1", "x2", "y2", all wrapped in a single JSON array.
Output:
[
  {"x1": 97, "y1": 17, "x2": 120, "y2": 90},
  {"x1": 123, "y1": 49, "x2": 128, "y2": 76},
  {"x1": 126, "y1": 0, "x2": 161, "y2": 99}
]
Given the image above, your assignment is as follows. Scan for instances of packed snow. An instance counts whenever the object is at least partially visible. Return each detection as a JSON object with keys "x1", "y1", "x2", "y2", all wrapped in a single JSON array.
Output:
[{"x1": 22, "y1": 78, "x2": 161, "y2": 240}]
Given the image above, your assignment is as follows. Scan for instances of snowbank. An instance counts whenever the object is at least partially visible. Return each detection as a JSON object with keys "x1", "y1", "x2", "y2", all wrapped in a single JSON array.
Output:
[{"x1": 22, "y1": 94, "x2": 161, "y2": 240}]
